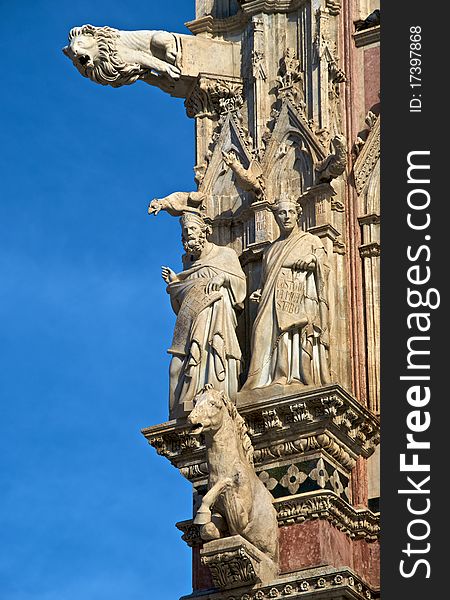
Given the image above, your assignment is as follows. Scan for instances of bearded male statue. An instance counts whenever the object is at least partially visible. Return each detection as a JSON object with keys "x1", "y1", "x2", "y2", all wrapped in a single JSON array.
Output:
[
  {"x1": 162, "y1": 211, "x2": 246, "y2": 419},
  {"x1": 243, "y1": 199, "x2": 331, "y2": 391}
]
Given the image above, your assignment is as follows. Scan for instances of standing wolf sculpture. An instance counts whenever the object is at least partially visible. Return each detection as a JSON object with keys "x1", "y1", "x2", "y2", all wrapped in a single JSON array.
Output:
[{"x1": 188, "y1": 385, "x2": 279, "y2": 563}]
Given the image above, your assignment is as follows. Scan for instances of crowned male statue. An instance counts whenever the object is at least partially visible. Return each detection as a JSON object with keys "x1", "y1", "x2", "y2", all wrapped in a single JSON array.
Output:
[
  {"x1": 162, "y1": 210, "x2": 246, "y2": 419},
  {"x1": 243, "y1": 199, "x2": 331, "y2": 391}
]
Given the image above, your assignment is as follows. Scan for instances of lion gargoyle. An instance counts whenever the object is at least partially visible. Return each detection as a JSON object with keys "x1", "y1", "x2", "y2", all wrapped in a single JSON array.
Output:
[{"x1": 63, "y1": 24, "x2": 181, "y2": 90}]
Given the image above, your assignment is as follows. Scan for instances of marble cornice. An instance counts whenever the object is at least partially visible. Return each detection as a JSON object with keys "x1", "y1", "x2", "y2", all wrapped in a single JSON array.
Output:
[
  {"x1": 353, "y1": 25, "x2": 380, "y2": 48},
  {"x1": 179, "y1": 565, "x2": 379, "y2": 600},
  {"x1": 142, "y1": 384, "x2": 380, "y2": 483},
  {"x1": 177, "y1": 489, "x2": 380, "y2": 548}
]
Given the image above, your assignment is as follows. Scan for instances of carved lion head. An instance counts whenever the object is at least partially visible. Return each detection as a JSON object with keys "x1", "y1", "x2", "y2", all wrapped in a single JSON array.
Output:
[{"x1": 63, "y1": 24, "x2": 144, "y2": 87}]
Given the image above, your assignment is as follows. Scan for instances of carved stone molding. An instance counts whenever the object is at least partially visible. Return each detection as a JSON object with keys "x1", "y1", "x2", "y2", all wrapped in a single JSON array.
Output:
[
  {"x1": 353, "y1": 115, "x2": 380, "y2": 195},
  {"x1": 177, "y1": 489, "x2": 380, "y2": 548},
  {"x1": 358, "y1": 213, "x2": 380, "y2": 227},
  {"x1": 276, "y1": 490, "x2": 379, "y2": 540},
  {"x1": 185, "y1": 75, "x2": 244, "y2": 119},
  {"x1": 276, "y1": 49, "x2": 305, "y2": 109},
  {"x1": 179, "y1": 566, "x2": 379, "y2": 599},
  {"x1": 354, "y1": 25, "x2": 380, "y2": 48},
  {"x1": 326, "y1": 0, "x2": 342, "y2": 16},
  {"x1": 201, "y1": 536, "x2": 278, "y2": 589},
  {"x1": 239, "y1": 0, "x2": 304, "y2": 15},
  {"x1": 308, "y1": 223, "x2": 341, "y2": 244},
  {"x1": 185, "y1": 13, "x2": 249, "y2": 36},
  {"x1": 142, "y1": 385, "x2": 380, "y2": 484},
  {"x1": 359, "y1": 242, "x2": 380, "y2": 259}
]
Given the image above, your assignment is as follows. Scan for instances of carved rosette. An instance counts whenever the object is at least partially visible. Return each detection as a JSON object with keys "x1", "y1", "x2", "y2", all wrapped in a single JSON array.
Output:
[{"x1": 185, "y1": 76, "x2": 244, "y2": 119}]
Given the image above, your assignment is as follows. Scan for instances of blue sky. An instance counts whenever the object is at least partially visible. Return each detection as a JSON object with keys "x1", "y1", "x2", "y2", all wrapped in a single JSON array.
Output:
[{"x1": 0, "y1": 2, "x2": 198, "y2": 598}]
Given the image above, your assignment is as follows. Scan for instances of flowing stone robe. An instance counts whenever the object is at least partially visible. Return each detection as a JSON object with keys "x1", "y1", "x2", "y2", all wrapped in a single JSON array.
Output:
[
  {"x1": 167, "y1": 244, "x2": 246, "y2": 417},
  {"x1": 244, "y1": 229, "x2": 331, "y2": 389}
]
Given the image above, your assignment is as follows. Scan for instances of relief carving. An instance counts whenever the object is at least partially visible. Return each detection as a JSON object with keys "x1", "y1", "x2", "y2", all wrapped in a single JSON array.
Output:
[{"x1": 185, "y1": 76, "x2": 244, "y2": 119}]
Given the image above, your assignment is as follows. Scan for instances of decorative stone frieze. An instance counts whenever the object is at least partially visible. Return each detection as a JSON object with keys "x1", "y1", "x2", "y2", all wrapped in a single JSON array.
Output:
[
  {"x1": 185, "y1": 75, "x2": 244, "y2": 119},
  {"x1": 200, "y1": 536, "x2": 278, "y2": 589},
  {"x1": 359, "y1": 243, "x2": 380, "y2": 259},
  {"x1": 177, "y1": 489, "x2": 380, "y2": 549},
  {"x1": 238, "y1": 1, "x2": 305, "y2": 15},
  {"x1": 142, "y1": 385, "x2": 380, "y2": 485},
  {"x1": 179, "y1": 566, "x2": 379, "y2": 599}
]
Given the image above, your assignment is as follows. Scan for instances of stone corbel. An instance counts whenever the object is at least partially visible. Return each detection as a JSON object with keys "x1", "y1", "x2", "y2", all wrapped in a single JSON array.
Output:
[
  {"x1": 185, "y1": 75, "x2": 244, "y2": 119},
  {"x1": 200, "y1": 535, "x2": 278, "y2": 589}
]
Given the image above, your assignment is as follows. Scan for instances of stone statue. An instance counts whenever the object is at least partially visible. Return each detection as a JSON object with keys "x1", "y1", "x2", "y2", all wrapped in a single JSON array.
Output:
[
  {"x1": 188, "y1": 385, "x2": 279, "y2": 564},
  {"x1": 243, "y1": 199, "x2": 331, "y2": 390},
  {"x1": 162, "y1": 211, "x2": 246, "y2": 419},
  {"x1": 148, "y1": 191, "x2": 204, "y2": 217},
  {"x1": 222, "y1": 151, "x2": 265, "y2": 201},
  {"x1": 315, "y1": 134, "x2": 347, "y2": 183},
  {"x1": 63, "y1": 24, "x2": 180, "y2": 88}
]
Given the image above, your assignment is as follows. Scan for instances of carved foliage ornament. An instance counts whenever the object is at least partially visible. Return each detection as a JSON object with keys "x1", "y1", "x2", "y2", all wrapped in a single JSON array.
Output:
[
  {"x1": 353, "y1": 114, "x2": 380, "y2": 195},
  {"x1": 185, "y1": 76, "x2": 244, "y2": 119},
  {"x1": 276, "y1": 49, "x2": 305, "y2": 109}
]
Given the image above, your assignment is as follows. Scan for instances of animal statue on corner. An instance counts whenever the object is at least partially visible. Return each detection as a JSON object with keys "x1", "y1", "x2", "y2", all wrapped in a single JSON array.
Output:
[
  {"x1": 63, "y1": 24, "x2": 181, "y2": 89},
  {"x1": 188, "y1": 385, "x2": 279, "y2": 564}
]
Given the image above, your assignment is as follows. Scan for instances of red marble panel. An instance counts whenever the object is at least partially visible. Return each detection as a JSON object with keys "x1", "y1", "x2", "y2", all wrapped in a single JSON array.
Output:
[
  {"x1": 193, "y1": 545, "x2": 213, "y2": 591},
  {"x1": 364, "y1": 46, "x2": 380, "y2": 114},
  {"x1": 279, "y1": 521, "x2": 380, "y2": 589}
]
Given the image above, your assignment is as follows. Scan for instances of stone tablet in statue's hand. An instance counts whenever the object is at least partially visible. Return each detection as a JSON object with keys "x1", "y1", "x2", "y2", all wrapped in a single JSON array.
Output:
[
  {"x1": 162, "y1": 266, "x2": 178, "y2": 284},
  {"x1": 206, "y1": 274, "x2": 226, "y2": 294}
]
